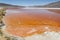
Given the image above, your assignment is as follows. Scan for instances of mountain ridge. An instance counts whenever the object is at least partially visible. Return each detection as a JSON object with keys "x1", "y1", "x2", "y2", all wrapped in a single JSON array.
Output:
[{"x1": 0, "y1": 1, "x2": 60, "y2": 8}]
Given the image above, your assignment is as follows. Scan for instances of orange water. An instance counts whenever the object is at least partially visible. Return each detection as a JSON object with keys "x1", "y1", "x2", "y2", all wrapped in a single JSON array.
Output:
[{"x1": 3, "y1": 9, "x2": 60, "y2": 37}]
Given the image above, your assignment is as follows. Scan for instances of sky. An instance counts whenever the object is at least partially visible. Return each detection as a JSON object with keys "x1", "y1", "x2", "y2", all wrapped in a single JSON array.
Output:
[{"x1": 0, "y1": 0, "x2": 60, "y2": 6}]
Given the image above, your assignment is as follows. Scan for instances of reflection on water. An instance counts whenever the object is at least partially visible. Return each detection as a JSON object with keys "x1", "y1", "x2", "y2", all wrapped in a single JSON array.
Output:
[
  {"x1": 6, "y1": 9, "x2": 55, "y2": 15},
  {"x1": 5, "y1": 9, "x2": 60, "y2": 25}
]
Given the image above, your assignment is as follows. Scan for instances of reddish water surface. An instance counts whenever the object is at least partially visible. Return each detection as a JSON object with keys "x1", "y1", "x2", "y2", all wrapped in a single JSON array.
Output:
[{"x1": 3, "y1": 9, "x2": 60, "y2": 37}]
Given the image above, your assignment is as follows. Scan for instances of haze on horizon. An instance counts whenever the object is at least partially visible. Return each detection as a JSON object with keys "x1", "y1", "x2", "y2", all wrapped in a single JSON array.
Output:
[{"x1": 0, "y1": 0, "x2": 60, "y2": 6}]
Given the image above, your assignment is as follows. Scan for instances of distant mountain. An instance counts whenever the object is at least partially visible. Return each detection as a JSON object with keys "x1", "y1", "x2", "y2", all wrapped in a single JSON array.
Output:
[
  {"x1": 44, "y1": 1, "x2": 60, "y2": 8},
  {"x1": 0, "y1": 1, "x2": 60, "y2": 8},
  {"x1": 30, "y1": 1, "x2": 60, "y2": 8},
  {"x1": 0, "y1": 3, "x2": 24, "y2": 8}
]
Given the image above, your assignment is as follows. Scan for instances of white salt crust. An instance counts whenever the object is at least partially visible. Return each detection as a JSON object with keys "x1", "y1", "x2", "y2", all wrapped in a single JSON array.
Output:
[
  {"x1": 24, "y1": 32, "x2": 60, "y2": 40},
  {"x1": 2, "y1": 26, "x2": 60, "y2": 40}
]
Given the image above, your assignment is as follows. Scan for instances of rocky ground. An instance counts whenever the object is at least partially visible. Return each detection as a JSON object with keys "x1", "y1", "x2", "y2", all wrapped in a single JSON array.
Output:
[{"x1": 0, "y1": 8, "x2": 21, "y2": 40}]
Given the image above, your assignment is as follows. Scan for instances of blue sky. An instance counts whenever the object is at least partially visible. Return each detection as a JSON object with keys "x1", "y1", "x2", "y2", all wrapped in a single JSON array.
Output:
[{"x1": 0, "y1": 0, "x2": 60, "y2": 6}]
